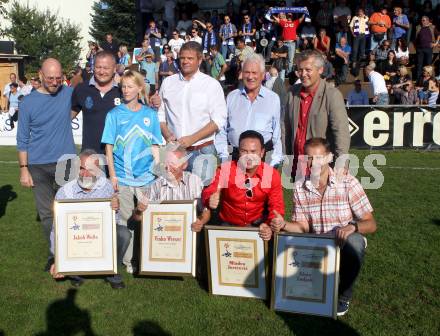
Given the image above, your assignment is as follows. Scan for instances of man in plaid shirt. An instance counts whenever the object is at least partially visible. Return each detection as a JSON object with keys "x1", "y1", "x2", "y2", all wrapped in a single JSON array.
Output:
[{"x1": 270, "y1": 138, "x2": 377, "y2": 316}]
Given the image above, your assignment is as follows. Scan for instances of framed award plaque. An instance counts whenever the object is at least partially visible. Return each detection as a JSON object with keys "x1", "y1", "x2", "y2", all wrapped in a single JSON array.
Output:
[
  {"x1": 139, "y1": 200, "x2": 197, "y2": 277},
  {"x1": 205, "y1": 225, "x2": 268, "y2": 299},
  {"x1": 54, "y1": 198, "x2": 117, "y2": 275},
  {"x1": 271, "y1": 233, "x2": 340, "y2": 319}
]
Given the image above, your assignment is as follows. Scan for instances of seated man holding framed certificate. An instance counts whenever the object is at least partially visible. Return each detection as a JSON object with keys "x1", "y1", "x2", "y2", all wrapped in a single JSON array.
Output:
[
  {"x1": 49, "y1": 149, "x2": 131, "y2": 289},
  {"x1": 270, "y1": 138, "x2": 377, "y2": 316},
  {"x1": 131, "y1": 143, "x2": 210, "y2": 230},
  {"x1": 201, "y1": 130, "x2": 284, "y2": 240}
]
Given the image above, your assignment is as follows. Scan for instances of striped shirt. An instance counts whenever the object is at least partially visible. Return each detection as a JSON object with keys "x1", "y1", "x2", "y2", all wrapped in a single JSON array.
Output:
[
  {"x1": 292, "y1": 168, "x2": 373, "y2": 234},
  {"x1": 146, "y1": 171, "x2": 203, "y2": 202}
]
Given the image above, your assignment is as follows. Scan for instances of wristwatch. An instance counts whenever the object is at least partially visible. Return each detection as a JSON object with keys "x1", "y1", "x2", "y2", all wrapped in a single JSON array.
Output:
[{"x1": 349, "y1": 220, "x2": 358, "y2": 232}]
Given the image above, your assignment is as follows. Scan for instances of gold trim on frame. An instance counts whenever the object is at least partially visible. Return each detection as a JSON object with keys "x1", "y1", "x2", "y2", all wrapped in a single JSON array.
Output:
[{"x1": 54, "y1": 198, "x2": 117, "y2": 276}]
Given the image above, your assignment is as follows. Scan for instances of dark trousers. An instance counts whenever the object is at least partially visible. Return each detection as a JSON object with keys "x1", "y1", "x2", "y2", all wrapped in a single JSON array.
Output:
[
  {"x1": 71, "y1": 224, "x2": 131, "y2": 284},
  {"x1": 416, "y1": 48, "x2": 433, "y2": 79},
  {"x1": 339, "y1": 232, "x2": 366, "y2": 301},
  {"x1": 28, "y1": 163, "x2": 60, "y2": 258},
  {"x1": 352, "y1": 34, "x2": 366, "y2": 62}
]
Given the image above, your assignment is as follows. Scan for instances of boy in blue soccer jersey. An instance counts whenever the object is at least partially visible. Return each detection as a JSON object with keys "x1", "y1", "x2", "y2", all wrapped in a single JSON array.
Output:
[{"x1": 102, "y1": 70, "x2": 162, "y2": 274}]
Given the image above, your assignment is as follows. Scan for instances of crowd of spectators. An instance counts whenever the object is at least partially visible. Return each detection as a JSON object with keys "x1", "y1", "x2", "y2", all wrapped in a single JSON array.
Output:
[{"x1": 60, "y1": 1, "x2": 440, "y2": 106}]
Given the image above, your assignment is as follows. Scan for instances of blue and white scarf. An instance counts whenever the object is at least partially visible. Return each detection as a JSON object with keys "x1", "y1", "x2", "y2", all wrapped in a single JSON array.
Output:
[
  {"x1": 203, "y1": 31, "x2": 217, "y2": 50},
  {"x1": 265, "y1": 7, "x2": 310, "y2": 21},
  {"x1": 222, "y1": 23, "x2": 234, "y2": 40}
]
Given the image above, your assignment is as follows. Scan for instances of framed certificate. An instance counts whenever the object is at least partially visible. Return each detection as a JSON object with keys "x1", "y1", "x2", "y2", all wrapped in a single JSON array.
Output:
[
  {"x1": 139, "y1": 200, "x2": 197, "y2": 277},
  {"x1": 271, "y1": 233, "x2": 340, "y2": 319},
  {"x1": 205, "y1": 226, "x2": 268, "y2": 299},
  {"x1": 54, "y1": 199, "x2": 117, "y2": 275}
]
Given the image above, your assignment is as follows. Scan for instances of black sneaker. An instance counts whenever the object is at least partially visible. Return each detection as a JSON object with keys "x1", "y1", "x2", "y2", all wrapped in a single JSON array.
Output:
[
  {"x1": 337, "y1": 299, "x2": 350, "y2": 316},
  {"x1": 70, "y1": 278, "x2": 84, "y2": 288},
  {"x1": 106, "y1": 279, "x2": 126, "y2": 289}
]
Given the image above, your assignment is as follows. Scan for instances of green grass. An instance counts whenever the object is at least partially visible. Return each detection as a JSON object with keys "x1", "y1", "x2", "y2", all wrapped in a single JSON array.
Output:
[{"x1": 0, "y1": 147, "x2": 439, "y2": 335}]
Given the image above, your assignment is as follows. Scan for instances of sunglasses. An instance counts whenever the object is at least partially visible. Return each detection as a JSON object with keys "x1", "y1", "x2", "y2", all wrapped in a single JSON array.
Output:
[{"x1": 244, "y1": 178, "x2": 253, "y2": 198}]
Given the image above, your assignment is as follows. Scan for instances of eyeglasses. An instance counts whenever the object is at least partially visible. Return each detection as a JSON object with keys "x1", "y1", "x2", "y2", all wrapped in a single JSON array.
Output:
[
  {"x1": 244, "y1": 178, "x2": 253, "y2": 198},
  {"x1": 42, "y1": 74, "x2": 62, "y2": 82}
]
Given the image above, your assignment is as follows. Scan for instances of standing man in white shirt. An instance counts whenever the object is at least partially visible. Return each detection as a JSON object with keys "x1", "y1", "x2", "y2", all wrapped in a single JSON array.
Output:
[
  {"x1": 365, "y1": 63, "x2": 389, "y2": 105},
  {"x1": 158, "y1": 41, "x2": 227, "y2": 184}
]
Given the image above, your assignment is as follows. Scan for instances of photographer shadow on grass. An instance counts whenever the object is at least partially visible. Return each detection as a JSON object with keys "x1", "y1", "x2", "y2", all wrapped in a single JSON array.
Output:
[
  {"x1": 0, "y1": 185, "x2": 17, "y2": 218},
  {"x1": 132, "y1": 320, "x2": 171, "y2": 336},
  {"x1": 36, "y1": 288, "x2": 96, "y2": 336}
]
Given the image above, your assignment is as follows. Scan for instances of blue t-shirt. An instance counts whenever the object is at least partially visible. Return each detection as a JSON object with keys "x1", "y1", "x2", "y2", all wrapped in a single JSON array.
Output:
[
  {"x1": 140, "y1": 61, "x2": 158, "y2": 85},
  {"x1": 16, "y1": 86, "x2": 76, "y2": 164},
  {"x1": 393, "y1": 15, "x2": 409, "y2": 39},
  {"x1": 101, "y1": 104, "x2": 162, "y2": 187},
  {"x1": 336, "y1": 43, "x2": 352, "y2": 54}
]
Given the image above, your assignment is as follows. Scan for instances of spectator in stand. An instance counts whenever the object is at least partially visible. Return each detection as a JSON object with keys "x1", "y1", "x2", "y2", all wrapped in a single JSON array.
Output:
[
  {"x1": 190, "y1": 28, "x2": 202, "y2": 45},
  {"x1": 321, "y1": 53, "x2": 335, "y2": 80},
  {"x1": 393, "y1": 81, "x2": 419, "y2": 105},
  {"x1": 395, "y1": 38, "x2": 409, "y2": 65},
  {"x1": 18, "y1": 76, "x2": 32, "y2": 96},
  {"x1": 140, "y1": 53, "x2": 159, "y2": 92},
  {"x1": 209, "y1": 45, "x2": 227, "y2": 86},
  {"x1": 135, "y1": 39, "x2": 154, "y2": 64},
  {"x1": 333, "y1": 0, "x2": 352, "y2": 43},
  {"x1": 86, "y1": 41, "x2": 100, "y2": 73},
  {"x1": 201, "y1": 22, "x2": 219, "y2": 55},
  {"x1": 101, "y1": 33, "x2": 119, "y2": 61},
  {"x1": 369, "y1": 7, "x2": 391, "y2": 51},
  {"x1": 416, "y1": 65, "x2": 436, "y2": 103},
  {"x1": 391, "y1": 7, "x2": 409, "y2": 49},
  {"x1": 370, "y1": 40, "x2": 391, "y2": 74},
  {"x1": 235, "y1": 37, "x2": 255, "y2": 68},
  {"x1": 415, "y1": 16, "x2": 438, "y2": 80},
  {"x1": 347, "y1": 80, "x2": 369, "y2": 105},
  {"x1": 382, "y1": 50, "x2": 398, "y2": 81},
  {"x1": 169, "y1": 30, "x2": 185, "y2": 59},
  {"x1": 365, "y1": 63, "x2": 389, "y2": 105},
  {"x1": 3, "y1": 73, "x2": 19, "y2": 100},
  {"x1": 271, "y1": 39, "x2": 288, "y2": 81},
  {"x1": 426, "y1": 79, "x2": 439, "y2": 106},
  {"x1": 159, "y1": 44, "x2": 170, "y2": 63},
  {"x1": 385, "y1": 80, "x2": 396, "y2": 104},
  {"x1": 159, "y1": 51, "x2": 179, "y2": 85},
  {"x1": 393, "y1": 65, "x2": 412, "y2": 85},
  {"x1": 145, "y1": 20, "x2": 162, "y2": 61},
  {"x1": 239, "y1": 14, "x2": 256, "y2": 46},
  {"x1": 350, "y1": 8, "x2": 370, "y2": 65},
  {"x1": 272, "y1": 12, "x2": 305, "y2": 73},
  {"x1": 118, "y1": 45, "x2": 131, "y2": 66},
  {"x1": 300, "y1": 17, "x2": 317, "y2": 48},
  {"x1": 335, "y1": 37, "x2": 351, "y2": 85},
  {"x1": 176, "y1": 12, "x2": 193, "y2": 33},
  {"x1": 313, "y1": 29, "x2": 331, "y2": 56},
  {"x1": 315, "y1": 2, "x2": 333, "y2": 31},
  {"x1": 219, "y1": 15, "x2": 237, "y2": 60}
]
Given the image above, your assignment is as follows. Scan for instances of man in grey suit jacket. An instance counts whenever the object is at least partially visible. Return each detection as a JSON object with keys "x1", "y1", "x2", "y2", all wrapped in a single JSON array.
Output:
[{"x1": 285, "y1": 50, "x2": 350, "y2": 178}]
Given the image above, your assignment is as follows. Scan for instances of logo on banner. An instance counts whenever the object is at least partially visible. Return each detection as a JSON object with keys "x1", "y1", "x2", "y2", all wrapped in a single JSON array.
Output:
[{"x1": 348, "y1": 117, "x2": 359, "y2": 137}]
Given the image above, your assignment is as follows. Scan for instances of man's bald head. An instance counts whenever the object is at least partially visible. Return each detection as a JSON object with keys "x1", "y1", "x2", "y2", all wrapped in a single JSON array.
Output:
[{"x1": 39, "y1": 58, "x2": 63, "y2": 94}]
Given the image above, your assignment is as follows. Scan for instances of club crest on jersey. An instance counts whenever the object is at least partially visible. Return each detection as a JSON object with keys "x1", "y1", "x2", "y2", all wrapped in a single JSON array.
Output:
[{"x1": 143, "y1": 118, "x2": 150, "y2": 127}]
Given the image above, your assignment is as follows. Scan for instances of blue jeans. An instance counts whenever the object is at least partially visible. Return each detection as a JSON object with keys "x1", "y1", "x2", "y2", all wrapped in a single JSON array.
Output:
[
  {"x1": 221, "y1": 43, "x2": 235, "y2": 60},
  {"x1": 186, "y1": 143, "x2": 218, "y2": 186},
  {"x1": 352, "y1": 34, "x2": 367, "y2": 62},
  {"x1": 376, "y1": 93, "x2": 389, "y2": 105},
  {"x1": 70, "y1": 224, "x2": 131, "y2": 284},
  {"x1": 284, "y1": 41, "x2": 296, "y2": 72},
  {"x1": 339, "y1": 232, "x2": 366, "y2": 301}
]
